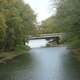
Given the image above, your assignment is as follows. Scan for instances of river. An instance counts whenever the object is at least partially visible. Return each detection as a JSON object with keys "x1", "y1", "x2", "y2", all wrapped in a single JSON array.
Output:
[{"x1": 0, "y1": 39, "x2": 80, "y2": 80}]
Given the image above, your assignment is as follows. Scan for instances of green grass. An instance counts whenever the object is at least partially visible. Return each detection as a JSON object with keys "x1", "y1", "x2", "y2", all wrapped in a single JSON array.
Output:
[{"x1": 0, "y1": 45, "x2": 30, "y2": 63}]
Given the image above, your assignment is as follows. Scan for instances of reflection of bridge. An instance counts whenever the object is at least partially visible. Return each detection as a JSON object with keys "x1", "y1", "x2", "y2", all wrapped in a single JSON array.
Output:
[{"x1": 26, "y1": 33, "x2": 64, "y2": 44}]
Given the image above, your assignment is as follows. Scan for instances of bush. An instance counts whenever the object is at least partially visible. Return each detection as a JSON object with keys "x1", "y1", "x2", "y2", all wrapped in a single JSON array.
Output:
[{"x1": 15, "y1": 45, "x2": 30, "y2": 53}]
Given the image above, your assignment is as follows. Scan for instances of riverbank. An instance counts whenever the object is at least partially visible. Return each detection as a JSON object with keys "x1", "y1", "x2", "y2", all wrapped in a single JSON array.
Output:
[
  {"x1": 0, "y1": 45, "x2": 30, "y2": 64},
  {"x1": 72, "y1": 48, "x2": 80, "y2": 61}
]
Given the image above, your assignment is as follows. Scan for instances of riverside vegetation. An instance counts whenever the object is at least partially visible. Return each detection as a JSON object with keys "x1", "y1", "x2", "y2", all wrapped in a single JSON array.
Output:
[
  {"x1": 0, "y1": 0, "x2": 37, "y2": 63},
  {"x1": 38, "y1": 0, "x2": 80, "y2": 60},
  {"x1": 49, "y1": 0, "x2": 80, "y2": 60},
  {"x1": 54, "y1": 0, "x2": 80, "y2": 60},
  {"x1": 0, "y1": 0, "x2": 80, "y2": 63}
]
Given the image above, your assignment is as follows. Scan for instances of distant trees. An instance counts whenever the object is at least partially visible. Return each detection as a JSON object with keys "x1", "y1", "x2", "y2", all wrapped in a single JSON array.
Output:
[
  {"x1": 39, "y1": 16, "x2": 64, "y2": 34},
  {"x1": 0, "y1": 0, "x2": 36, "y2": 51},
  {"x1": 53, "y1": 0, "x2": 80, "y2": 48}
]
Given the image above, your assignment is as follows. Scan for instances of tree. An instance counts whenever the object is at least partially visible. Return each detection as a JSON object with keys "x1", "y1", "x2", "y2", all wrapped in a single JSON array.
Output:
[
  {"x1": 0, "y1": 0, "x2": 36, "y2": 51},
  {"x1": 39, "y1": 16, "x2": 64, "y2": 34},
  {"x1": 54, "y1": 0, "x2": 80, "y2": 48}
]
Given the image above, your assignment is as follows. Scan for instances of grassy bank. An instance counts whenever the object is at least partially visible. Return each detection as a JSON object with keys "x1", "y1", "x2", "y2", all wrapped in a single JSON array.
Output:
[
  {"x1": 72, "y1": 48, "x2": 80, "y2": 61},
  {"x1": 0, "y1": 45, "x2": 30, "y2": 64}
]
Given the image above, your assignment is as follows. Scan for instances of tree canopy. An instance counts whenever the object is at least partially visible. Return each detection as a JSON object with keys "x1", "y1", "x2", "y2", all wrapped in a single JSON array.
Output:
[
  {"x1": 0, "y1": 0, "x2": 36, "y2": 51},
  {"x1": 53, "y1": 0, "x2": 80, "y2": 48},
  {"x1": 39, "y1": 16, "x2": 64, "y2": 34}
]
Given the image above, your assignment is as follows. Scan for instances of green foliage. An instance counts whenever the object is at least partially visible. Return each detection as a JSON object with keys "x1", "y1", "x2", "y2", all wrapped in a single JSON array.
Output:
[
  {"x1": 15, "y1": 44, "x2": 30, "y2": 53},
  {"x1": 54, "y1": 0, "x2": 80, "y2": 48},
  {"x1": 39, "y1": 16, "x2": 64, "y2": 34},
  {"x1": 0, "y1": 0, "x2": 36, "y2": 51}
]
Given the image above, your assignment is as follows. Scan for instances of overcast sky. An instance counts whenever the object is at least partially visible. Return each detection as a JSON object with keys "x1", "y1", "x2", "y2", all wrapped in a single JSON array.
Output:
[{"x1": 23, "y1": 0, "x2": 56, "y2": 23}]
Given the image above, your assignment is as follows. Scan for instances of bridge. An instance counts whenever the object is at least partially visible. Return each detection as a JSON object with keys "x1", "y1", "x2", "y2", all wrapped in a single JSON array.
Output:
[
  {"x1": 26, "y1": 33, "x2": 64, "y2": 44},
  {"x1": 28, "y1": 36, "x2": 59, "y2": 40}
]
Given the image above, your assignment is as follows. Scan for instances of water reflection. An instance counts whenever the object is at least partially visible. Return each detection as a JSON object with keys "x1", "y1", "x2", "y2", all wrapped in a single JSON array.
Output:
[
  {"x1": 27, "y1": 39, "x2": 48, "y2": 48},
  {"x1": 61, "y1": 52, "x2": 80, "y2": 80},
  {"x1": 0, "y1": 46, "x2": 80, "y2": 80},
  {"x1": 0, "y1": 53, "x2": 34, "y2": 80}
]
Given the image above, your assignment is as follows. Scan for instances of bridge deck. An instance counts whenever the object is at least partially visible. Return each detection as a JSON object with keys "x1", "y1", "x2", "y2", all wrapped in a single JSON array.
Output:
[{"x1": 27, "y1": 36, "x2": 59, "y2": 40}]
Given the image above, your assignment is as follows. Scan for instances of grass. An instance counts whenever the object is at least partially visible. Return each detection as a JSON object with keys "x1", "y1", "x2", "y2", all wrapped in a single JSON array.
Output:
[
  {"x1": 72, "y1": 48, "x2": 80, "y2": 61},
  {"x1": 0, "y1": 45, "x2": 30, "y2": 64}
]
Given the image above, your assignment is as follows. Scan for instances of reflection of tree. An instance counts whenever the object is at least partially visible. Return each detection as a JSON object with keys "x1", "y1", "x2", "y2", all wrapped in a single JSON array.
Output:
[
  {"x1": 0, "y1": 53, "x2": 33, "y2": 80},
  {"x1": 61, "y1": 52, "x2": 80, "y2": 80}
]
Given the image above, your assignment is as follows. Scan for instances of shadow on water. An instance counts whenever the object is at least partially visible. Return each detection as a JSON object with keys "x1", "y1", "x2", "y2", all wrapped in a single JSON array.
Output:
[
  {"x1": 0, "y1": 47, "x2": 80, "y2": 80},
  {"x1": 60, "y1": 51, "x2": 80, "y2": 80},
  {"x1": 0, "y1": 52, "x2": 34, "y2": 80}
]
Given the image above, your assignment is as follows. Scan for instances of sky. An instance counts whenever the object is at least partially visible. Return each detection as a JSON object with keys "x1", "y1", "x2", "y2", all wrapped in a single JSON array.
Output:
[{"x1": 23, "y1": 0, "x2": 56, "y2": 23}]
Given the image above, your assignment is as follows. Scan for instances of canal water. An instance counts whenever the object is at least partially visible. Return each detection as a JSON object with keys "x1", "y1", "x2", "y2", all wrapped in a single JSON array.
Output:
[{"x1": 0, "y1": 39, "x2": 80, "y2": 80}]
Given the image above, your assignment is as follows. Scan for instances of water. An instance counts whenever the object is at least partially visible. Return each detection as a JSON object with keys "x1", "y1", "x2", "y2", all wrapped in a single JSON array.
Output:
[
  {"x1": 26, "y1": 39, "x2": 48, "y2": 48},
  {"x1": 0, "y1": 39, "x2": 80, "y2": 80}
]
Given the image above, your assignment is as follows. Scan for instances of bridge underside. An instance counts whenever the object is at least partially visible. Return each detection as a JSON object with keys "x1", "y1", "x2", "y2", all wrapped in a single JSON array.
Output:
[
  {"x1": 28, "y1": 36, "x2": 59, "y2": 40},
  {"x1": 26, "y1": 36, "x2": 60, "y2": 44}
]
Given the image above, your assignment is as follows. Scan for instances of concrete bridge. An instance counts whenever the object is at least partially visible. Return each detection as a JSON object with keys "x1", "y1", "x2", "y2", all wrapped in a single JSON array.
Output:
[
  {"x1": 28, "y1": 36, "x2": 60, "y2": 44},
  {"x1": 28, "y1": 36, "x2": 59, "y2": 40},
  {"x1": 26, "y1": 33, "x2": 64, "y2": 44}
]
